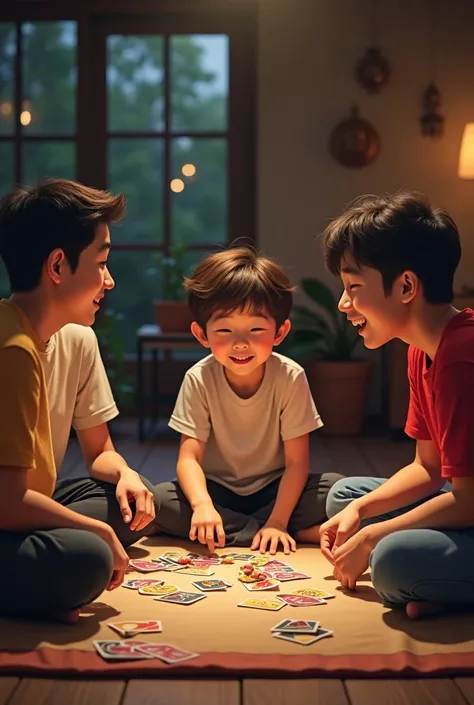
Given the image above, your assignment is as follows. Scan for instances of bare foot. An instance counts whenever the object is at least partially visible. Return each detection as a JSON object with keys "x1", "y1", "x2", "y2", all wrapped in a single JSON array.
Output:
[
  {"x1": 53, "y1": 608, "x2": 81, "y2": 625},
  {"x1": 405, "y1": 600, "x2": 445, "y2": 620}
]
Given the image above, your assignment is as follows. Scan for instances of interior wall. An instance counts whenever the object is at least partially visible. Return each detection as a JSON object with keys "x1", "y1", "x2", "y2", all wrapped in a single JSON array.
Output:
[{"x1": 257, "y1": 0, "x2": 474, "y2": 413}]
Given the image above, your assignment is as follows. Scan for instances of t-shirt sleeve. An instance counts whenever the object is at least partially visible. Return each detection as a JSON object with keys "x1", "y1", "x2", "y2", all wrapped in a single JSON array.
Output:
[
  {"x1": 404, "y1": 346, "x2": 431, "y2": 441},
  {"x1": 280, "y1": 369, "x2": 323, "y2": 441},
  {"x1": 168, "y1": 371, "x2": 211, "y2": 442},
  {"x1": 0, "y1": 347, "x2": 40, "y2": 469},
  {"x1": 435, "y1": 361, "x2": 474, "y2": 478},
  {"x1": 73, "y1": 328, "x2": 119, "y2": 430}
]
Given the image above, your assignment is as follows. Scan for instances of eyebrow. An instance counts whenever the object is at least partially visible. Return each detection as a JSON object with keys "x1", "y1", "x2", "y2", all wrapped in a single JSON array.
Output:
[
  {"x1": 213, "y1": 313, "x2": 271, "y2": 323},
  {"x1": 98, "y1": 241, "x2": 111, "y2": 253},
  {"x1": 340, "y1": 265, "x2": 361, "y2": 275}
]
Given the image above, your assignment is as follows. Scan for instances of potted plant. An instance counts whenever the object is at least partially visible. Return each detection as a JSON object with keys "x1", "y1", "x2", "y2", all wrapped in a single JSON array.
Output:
[
  {"x1": 149, "y1": 243, "x2": 193, "y2": 333},
  {"x1": 286, "y1": 277, "x2": 373, "y2": 435}
]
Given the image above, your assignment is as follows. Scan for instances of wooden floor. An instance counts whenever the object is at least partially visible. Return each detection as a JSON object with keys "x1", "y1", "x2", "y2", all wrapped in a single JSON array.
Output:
[{"x1": 2, "y1": 421, "x2": 469, "y2": 705}]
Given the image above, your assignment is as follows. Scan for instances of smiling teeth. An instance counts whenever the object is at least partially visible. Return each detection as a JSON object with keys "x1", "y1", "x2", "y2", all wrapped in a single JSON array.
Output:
[
  {"x1": 352, "y1": 318, "x2": 366, "y2": 327},
  {"x1": 233, "y1": 356, "x2": 251, "y2": 360}
]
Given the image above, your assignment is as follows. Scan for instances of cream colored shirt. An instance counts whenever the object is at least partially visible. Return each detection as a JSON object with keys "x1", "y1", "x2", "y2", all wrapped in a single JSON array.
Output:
[
  {"x1": 169, "y1": 352, "x2": 323, "y2": 495},
  {"x1": 39, "y1": 324, "x2": 118, "y2": 472}
]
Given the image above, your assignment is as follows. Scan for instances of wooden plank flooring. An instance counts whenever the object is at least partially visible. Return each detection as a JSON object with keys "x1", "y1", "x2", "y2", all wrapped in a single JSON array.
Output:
[{"x1": 4, "y1": 421, "x2": 450, "y2": 705}]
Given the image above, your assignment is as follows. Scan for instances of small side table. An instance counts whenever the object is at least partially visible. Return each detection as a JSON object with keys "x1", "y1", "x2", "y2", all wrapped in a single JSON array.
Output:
[{"x1": 136, "y1": 325, "x2": 202, "y2": 441}]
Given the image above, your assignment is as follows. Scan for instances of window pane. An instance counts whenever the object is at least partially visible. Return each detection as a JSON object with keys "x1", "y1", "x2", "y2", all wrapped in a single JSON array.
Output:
[
  {"x1": 107, "y1": 35, "x2": 164, "y2": 133},
  {"x1": 103, "y1": 250, "x2": 158, "y2": 354},
  {"x1": 103, "y1": 249, "x2": 204, "y2": 354},
  {"x1": 108, "y1": 138, "x2": 164, "y2": 244},
  {"x1": 0, "y1": 23, "x2": 15, "y2": 136},
  {"x1": 22, "y1": 21, "x2": 77, "y2": 135},
  {"x1": 0, "y1": 259, "x2": 10, "y2": 298},
  {"x1": 171, "y1": 138, "x2": 227, "y2": 245},
  {"x1": 170, "y1": 35, "x2": 228, "y2": 132},
  {"x1": 0, "y1": 141, "x2": 14, "y2": 198},
  {"x1": 22, "y1": 141, "x2": 76, "y2": 182}
]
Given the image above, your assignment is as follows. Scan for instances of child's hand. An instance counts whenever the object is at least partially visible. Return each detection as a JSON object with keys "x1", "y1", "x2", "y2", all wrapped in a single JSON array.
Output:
[
  {"x1": 189, "y1": 500, "x2": 226, "y2": 552},
  {"x1": 251, "y1": 521, "x2": 296, "y2": 555},
  {"x1": 319, "y1": 505, "x2": 361, "y2": 565}
]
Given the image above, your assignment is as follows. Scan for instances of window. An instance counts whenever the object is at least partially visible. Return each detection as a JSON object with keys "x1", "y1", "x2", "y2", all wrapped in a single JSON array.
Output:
[
  {"x1": 0, "y1": 9, "x2": 256, "y2": 351},
  {"x1": 0, "y1": 19, "x2": 78, "y2": 295}
]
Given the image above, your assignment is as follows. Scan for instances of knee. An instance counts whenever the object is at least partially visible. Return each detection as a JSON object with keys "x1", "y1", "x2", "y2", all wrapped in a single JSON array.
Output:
[
  {"x1": 55, "y1": 530, "x2": 114, "y2": 609},
  {"x1": 326, "y1": 477, "x2": 358, "y2": 518},
  {"x1": 370, "y1": 532, "x2": 414, "y2": 604}
]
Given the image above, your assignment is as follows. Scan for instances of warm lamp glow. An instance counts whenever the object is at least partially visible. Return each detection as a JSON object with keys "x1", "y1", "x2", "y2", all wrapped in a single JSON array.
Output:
[
  {"x1": 20, "y1": 110, "x2": 31, "y2": 126},
  {"x1": 170, "y1": 178, "x2": 185, "y2": 193},
  {"x1": 182, "y1": 163, "x2": 196, "y2": 177},
  {"x1": 458, "y1": 123, "x2": 474, "y2": 178}
]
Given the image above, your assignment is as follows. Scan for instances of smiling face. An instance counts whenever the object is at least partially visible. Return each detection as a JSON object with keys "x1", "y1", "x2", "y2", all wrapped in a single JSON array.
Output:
[
  {"x1": 191, "y1": 307, "x2": 291, "y2": 386},
  {"x1": 338, "y1": 253, "x2": 416, "y2": 349},
  {"x1": 49, "y1": 222, "x2": 115, "y2": 326}
]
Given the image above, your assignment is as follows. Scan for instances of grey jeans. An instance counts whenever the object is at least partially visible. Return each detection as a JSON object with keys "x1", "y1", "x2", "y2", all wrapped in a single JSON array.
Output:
[
  {"x1": 0, "y1": 474, "x2": 160, "y2": 619},
  {"x1": 326, "y1": 476, "x2": 474, "y2": 607},
  {"x1": 154, "y1": 472, "x2": 342, "y2": 547}
]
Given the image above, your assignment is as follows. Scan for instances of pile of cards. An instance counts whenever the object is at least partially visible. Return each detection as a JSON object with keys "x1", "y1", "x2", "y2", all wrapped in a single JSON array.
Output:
[
  {"x1": 271, "y1": 619, "x2": 334, "y2": 646},
  {"x1": 94, "y1": 640, "x2": 199, "y2": 663},
  {"x1": 237, "y1": 586, "x2": 335, "y2": 611}
]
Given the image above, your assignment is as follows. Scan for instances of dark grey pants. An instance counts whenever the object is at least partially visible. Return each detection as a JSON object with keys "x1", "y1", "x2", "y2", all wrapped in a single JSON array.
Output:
[
  {"x1": 0, "y1": 474, "x2": 159, "y2": 619},
  {"x1": 154, "y1": 472, "x2": 342, "y2": 547}
]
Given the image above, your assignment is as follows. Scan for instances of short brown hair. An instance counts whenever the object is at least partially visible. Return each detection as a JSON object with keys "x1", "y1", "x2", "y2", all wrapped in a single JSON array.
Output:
[
  {"x1": 322, "y1": 191, "x2": 461, "y2": 304},
  {"x1": 0, "y1": 177, "x2": 126, "y2": 292},
  {"x1": 185, "y1": 247, "x2": 295, "y2": 329}
]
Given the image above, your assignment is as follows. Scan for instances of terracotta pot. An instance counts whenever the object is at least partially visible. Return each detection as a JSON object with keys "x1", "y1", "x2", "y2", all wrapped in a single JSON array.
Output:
[
  {"x1": 154, "y1": 300, "x2": 193, "y2": 333},
  {"x1": 305, "y1": 360, "x2": 373, "y2": 436}
]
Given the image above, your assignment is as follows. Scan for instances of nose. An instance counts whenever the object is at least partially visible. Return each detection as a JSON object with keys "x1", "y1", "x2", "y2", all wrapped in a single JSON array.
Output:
[
  {"x1": 338, "y1": 289, "x2": 352, "y2": 313},
  {"x1": 232, "y1": 336, "x2": 249, "y2": 350},
  {"x1": 104, "y1": 266, "x2": 115, "y2": 291}
]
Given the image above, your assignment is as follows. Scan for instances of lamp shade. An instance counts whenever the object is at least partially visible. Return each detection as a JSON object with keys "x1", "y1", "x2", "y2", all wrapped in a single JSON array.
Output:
[{"x1": 458, "y1": 123, "x2": 474, "y2": 178}]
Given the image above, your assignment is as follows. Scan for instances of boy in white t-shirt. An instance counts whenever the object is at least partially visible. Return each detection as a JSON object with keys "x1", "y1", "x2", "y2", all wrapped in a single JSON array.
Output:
[{"x1": 155, "y1": 247, "x2": 341, "y2": 554}]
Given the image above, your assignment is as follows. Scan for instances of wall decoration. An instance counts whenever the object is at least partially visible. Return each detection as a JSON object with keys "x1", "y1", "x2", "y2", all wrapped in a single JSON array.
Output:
[
  {"x1": 419, "y1": 0, "x2": 445, "y2": 139},
  {"x1": 355, "y1": 1, "x2": 390, "y2": 94},
  {"x1": 329, "y1": 106, "x2": 380, "y2": 168}
]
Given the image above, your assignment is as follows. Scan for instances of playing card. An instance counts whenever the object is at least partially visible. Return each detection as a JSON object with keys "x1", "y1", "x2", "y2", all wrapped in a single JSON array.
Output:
[
  {"x1": 271, "y1": 619, "x2": 319, "y2": 634},
  {"x1": 191, "y1": 559, "x2": 220, "y2": 568},
  {"x1": 277, "y1": 593, "x2": 326, "y2": 607},
  {"x1": 191, "y1": 579, "x2": 228, "y2": 592},
  {"x1": 146, "y1": 561, "x2": 172, "y2": 571},
  {"x1": 292, "y1": 588, "x2": 336, "y2": 600},
  {"x1": 160, "y1": 551, "x2": 185, "y2": 565},
  {"x1": 249, "y1": 557, "x2": 270, "y2": 567},
  {"x1": 175, "y1": 566, "x2": 215, "y2": 576},
  {"x1": 237, "y1": 597, "x2": 285, "y2": 611},
  {"x1": 243, "y1": 577, "x2": 280, "y2": 591},
  {"x1": 271, "y1": 571, "x2": 311, "y2": 582},
  {"x1": 258, "y1": 560, "x2": 288, "y2": 570},
  {"x1": 122, "y1": 578, "x2": 164, "y2": 590},
  {"x1": 128, "y1": 559, "x2": 162, "y2": 573},
  {"x1": 138, "y1": 583, "x2": 179, "y2": 596},
  {"x1": 108, "y1": 620, "x2": 163, "y2": 637},
  {"x1": 155, "y1": 590, "x2": 207, "y2": 605},
  {"x1": 273, "y1": 627, "x2": 334, "y2": 645},
  {"x1": 93, "y1": 640, "x2": 154, "y2": 660},
  {"x1": 135, "y1": 643, "x2": 200, "y2": 664},
  {"x1": 232, "y1": 553, "x2": 257, "y2": 561}
]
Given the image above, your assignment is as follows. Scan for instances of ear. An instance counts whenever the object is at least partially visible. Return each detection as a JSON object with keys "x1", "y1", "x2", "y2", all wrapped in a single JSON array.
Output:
[
  {"x1": 274, "y1": 319, "x2": 291, "y2": 346},
  {"x1": 46, "y1": 249, "x2": 65, "y2": 284},
  {"x1": 399, "y1": 271, "x2": 418, "y2": 304},
  {"x1": 191, "y1": 321, "x2": 210, "y2": 348}
]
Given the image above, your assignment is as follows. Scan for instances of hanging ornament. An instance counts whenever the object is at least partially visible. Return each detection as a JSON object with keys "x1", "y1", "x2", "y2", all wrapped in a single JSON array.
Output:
[
  {"x1": 356, "y1": 47, "x2": 391, "y2": 94},
  {"x1": 419, "y1": 0, "x2": 445, "y2": 139},
  {"x1": 329, "y1": 106, "x2": 380, "y2": 168},
  {"x1": 355, "y1": 1, "x2": 391, "y2": 94}
]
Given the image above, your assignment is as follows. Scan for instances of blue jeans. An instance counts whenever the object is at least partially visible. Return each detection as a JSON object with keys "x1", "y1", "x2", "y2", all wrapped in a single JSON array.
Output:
[{"x1": 326, "y1": 476, "x2": 474, "y2": 607}]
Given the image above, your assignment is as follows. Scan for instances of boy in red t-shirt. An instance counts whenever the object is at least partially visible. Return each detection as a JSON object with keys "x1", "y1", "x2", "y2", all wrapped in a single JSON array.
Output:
[{"x1": 319, "y1": 191, "x2": 474, "y2": 619}]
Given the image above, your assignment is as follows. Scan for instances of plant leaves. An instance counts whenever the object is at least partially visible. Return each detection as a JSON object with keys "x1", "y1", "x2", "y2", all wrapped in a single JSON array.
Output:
[{"x1": 301, "y1": 278, "x2": 338, "y2": 324}]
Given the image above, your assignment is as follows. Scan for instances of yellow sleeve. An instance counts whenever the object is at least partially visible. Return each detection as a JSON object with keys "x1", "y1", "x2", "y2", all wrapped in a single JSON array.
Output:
[{"x1": 0, "y1": 346, "x2": 41, "y2": 469}]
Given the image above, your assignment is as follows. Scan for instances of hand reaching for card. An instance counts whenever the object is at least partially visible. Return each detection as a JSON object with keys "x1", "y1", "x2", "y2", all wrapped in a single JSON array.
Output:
[
  {"x1": 189, "y1": 500, "x2": 225, "y2": 552},
  {"x1": 251, "y1": 521, "x2": 296, "y2": 555},
  {"x1": 319, "y1": 504, "x2": 361, "y2": 564}
]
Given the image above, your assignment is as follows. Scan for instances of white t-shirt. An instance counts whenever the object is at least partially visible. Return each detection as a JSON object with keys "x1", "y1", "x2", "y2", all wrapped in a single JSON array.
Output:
[
  {"x1": 39, "y1": 324, "x2": 118, "y2": 471},
  {"x1": 169, "y1": 352, "x2": 323, "y2": 495}
]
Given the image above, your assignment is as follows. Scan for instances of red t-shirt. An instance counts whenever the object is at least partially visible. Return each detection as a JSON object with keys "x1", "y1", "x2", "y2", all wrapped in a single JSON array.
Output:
[{"x1": 405, "y1": 308, "x2": 474, "y2": 479}]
